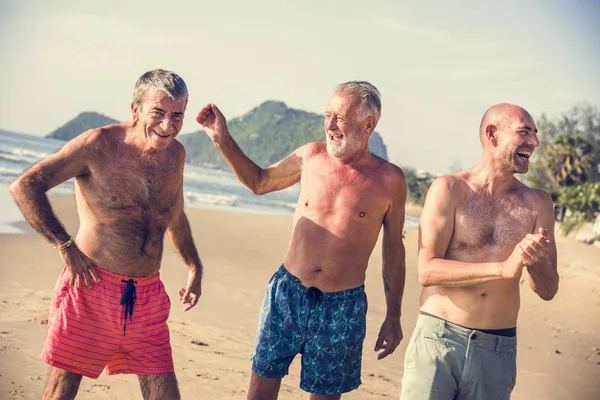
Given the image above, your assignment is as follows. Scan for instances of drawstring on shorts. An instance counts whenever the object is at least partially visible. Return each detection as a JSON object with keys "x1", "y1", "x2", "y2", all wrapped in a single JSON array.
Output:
[{"x1": 120, "y1": 279, "x2": 137, "y2": 335}]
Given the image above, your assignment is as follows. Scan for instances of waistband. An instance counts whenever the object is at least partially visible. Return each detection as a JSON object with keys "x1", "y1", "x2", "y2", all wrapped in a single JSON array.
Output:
[
  {"x1": 416, "y1": 312, "x2": 517, "y2": 353},
  {"x1": 276, "y1": 264, "x2": 365, "y2": 303},
  {"x1": 420, "y1": 311, "x2": 516, "y2": 337},
  {"x1": 90, "y1": 265, "x2": 161, "y2": 287}
]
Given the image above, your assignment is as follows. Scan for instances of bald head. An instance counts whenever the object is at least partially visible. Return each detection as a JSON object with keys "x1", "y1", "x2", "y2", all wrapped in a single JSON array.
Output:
[{"x1": 479, "y1": 103, "x2": 535, "y2": 145}]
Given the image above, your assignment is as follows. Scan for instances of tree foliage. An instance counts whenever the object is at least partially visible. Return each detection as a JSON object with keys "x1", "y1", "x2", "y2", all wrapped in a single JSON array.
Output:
[
  {"x1": 543, "y1": 134, "x2": 595, "y2": 187},
  {"x1": 179, "y1": 101, "x2": 389, "y2": 168},
  {"x1": 559, "y1": 182, "x2": 600, "y2": 221},
  {"x1": 403, "y1": 166, "x2": 433, "y2": 206}
]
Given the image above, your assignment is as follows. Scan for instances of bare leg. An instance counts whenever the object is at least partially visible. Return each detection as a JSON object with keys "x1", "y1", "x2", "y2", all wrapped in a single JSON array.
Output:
[
  {"x1": 138, "y1": 372, "x2": 180, "y2": 400},
  {"x1": 247, "y1": 372, "x2": 282, "y2": 400},
  {"x1": 43, "y1": 367, "x2": 83, "y2": 400},
  {"x1": 310, "y1": 394, "x2": 342, "y2": 400}
]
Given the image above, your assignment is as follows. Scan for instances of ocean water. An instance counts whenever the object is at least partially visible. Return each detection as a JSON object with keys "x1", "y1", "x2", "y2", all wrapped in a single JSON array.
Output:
[{"x1": 0, "y1": 130, "x2": 418, "y2": 233}]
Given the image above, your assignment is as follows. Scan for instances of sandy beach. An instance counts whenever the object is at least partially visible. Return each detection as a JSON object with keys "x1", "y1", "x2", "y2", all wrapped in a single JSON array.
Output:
[{"x1": 0, "y1": 195, "x2": 599, "y2": 399}]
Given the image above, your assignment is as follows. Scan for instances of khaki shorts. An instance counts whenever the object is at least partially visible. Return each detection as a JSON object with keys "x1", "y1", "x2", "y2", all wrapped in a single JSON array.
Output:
[{"x1": 401, "y1": 313, "x2": 517, "y2": 400}]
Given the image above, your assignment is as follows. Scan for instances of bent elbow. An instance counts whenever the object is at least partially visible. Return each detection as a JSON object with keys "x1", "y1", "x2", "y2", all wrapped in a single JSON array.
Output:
[
  {"x1": 248, "y1": 170, "x2": 268, "y2": 195},
  {"x1": 249, "y1": 185, "x2": 267, "y2": 196},
  {"x1": 534, "y1": 279, "x2": 559, "y2": 301},
  {"x1": 9, "y1": 178, "x2": 23, "y2": 200},
  {"x1": 417, "y1": 269, "x2": 433, "y2": 287},
  {"x1": 540, "y1": 284, "x2": 559, "y2": 301},
  {"x1": 539, "y1": 292, "x2": 556, "y2": 301}
]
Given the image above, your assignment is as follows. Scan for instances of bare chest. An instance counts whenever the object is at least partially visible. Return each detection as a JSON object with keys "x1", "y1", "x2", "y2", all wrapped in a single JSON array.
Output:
[
  {"x1": 452, "y1": 193, "x2": 537, "y2": 251},
  {"x1": 81, "y1": 158, "x2": 180, "y2": 219},
  {"x1": 298, "y1": 166, "x2": 389, "y2": 225}
]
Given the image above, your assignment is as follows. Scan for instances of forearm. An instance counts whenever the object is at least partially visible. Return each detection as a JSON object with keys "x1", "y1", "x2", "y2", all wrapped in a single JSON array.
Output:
[
  {"x1": 526, "y1": 258, "x2": 559, "y2": 301},
  {"x1": 10, "y1": 178, "x2": 69, "y2": 245},
  {"x1": 167, "y1": 216, "x2": 203, "y2": 273},
  {"x1": 212, "y1": 134, "x2": 263, "y2": 193},
  {"x1": 418, "y1": 257, "x2": 503, "y2": 287},
  {"x1": 382, "y1": 247, "x2": 406, "y2": 321}
]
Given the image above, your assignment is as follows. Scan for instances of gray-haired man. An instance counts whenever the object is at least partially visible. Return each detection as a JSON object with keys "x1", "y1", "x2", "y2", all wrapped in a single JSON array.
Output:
[
  {"x1": 197, "y1": 81, "x2": 407, "y2": 399},
  {"x1": 11, "y1": 69, "x2": 203, "y2": 399}
]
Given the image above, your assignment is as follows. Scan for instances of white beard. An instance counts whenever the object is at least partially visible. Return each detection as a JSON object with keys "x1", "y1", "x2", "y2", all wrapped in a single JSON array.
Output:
[{"x1": 326, "y1": 130, "x2": 363, "y2": 160}]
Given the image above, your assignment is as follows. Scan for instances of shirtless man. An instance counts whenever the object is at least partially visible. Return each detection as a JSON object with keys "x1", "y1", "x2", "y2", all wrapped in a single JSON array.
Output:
[
  {"x1": 401, "y1": 104, "x2": 559, "y2": 399},
  {"x1": 10, "y1": 69, "x2": 202, "y2": 400},
  {"x1": 196, "y1": 81, "x2": 407, "y2": 399}
]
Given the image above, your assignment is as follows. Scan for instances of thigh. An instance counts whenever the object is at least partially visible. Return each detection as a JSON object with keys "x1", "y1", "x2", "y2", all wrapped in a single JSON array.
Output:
[
  {"x1": 43, "y1": 271, "x2": 121, "y2": 378},
  {"x1": 107, "y1": 281, "x2": 174, "y2": 375},
  {"x1": 460, "y1": 346, "x2": 516, "y2": 400},
  {"x1": 301, "y1": 293, "x2": 367, "y2": 395},
  {"x1": 400, "y1": 328, "x2": 460, "y2": 400},
  {"x1": 247, "y1": 372, "x2": 282, "y2": 400},
  {"x1": 138, "y1": 372, "x2": 180, "y2": 400},
  {"x1": 251, "y1": 275, "x2": 302, "y2": 379}
]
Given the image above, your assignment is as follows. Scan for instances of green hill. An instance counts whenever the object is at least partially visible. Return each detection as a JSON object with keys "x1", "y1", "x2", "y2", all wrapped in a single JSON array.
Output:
[
  {"x1": 42, "y1": 102, "x2": 389, "y2": 168},
  {"x1": 179, "y1": 100, "x2": 388, "y2": 168},
  {"x1": 45, "y1": 112, "x2": 119, "y2": 140}
]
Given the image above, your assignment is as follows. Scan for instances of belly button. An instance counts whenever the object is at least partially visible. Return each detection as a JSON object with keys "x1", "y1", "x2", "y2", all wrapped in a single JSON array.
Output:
[
  {"x1": 480, "y1": 293, "x2": 487, "y2": 297},
  {"x1": 305, "y1": 201, "x2": 309, "y2": 207},
  {"x1": 359, "y1": 212, "x2": 365, "y2": 218},
  {"x1": 111, "y1": 196, "x2": 118, "y2": 202}
]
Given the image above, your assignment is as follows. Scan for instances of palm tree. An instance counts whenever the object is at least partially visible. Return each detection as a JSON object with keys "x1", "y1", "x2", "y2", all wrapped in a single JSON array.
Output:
[{"x1": 543, "y1": 134, "x2": 595, "y2": 187}]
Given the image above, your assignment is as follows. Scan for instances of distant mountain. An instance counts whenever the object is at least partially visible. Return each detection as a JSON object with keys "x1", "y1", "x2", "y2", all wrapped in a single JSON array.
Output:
[
  {"x1": 179, "y1": 100, "x2": 388, "y2": 168},
  {"x1": 45, "y1": 112, "x2": 119, "y2": 141},
  {"x1": 0, "y1": 129, "x2": 29, "y2": 136},
  {"x1": 39, "y1": 102, "x2": 389, "y2": 168}
]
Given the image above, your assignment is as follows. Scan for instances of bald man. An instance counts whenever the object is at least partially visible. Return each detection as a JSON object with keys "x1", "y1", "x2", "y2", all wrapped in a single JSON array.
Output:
[{"x1": 400, "y1": 104, "x2": 559, "y2": 399}]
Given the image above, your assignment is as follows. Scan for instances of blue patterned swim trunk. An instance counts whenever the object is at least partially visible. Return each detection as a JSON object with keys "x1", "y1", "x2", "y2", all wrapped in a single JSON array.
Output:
[{"x1": 251, "y1": 264, "x2": 368, "y2": 395}]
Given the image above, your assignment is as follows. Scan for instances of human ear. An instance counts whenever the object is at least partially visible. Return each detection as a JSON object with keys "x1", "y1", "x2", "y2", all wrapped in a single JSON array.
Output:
[
  {"x1": 131, "y1": 102, "x2": 139, "y2": 120},
  {"x1": 365, "y1": 116, "x2": 376, "y2": 134},
  {"x1": 486, "y1": 124, "x2": 498, "y2": 145}
]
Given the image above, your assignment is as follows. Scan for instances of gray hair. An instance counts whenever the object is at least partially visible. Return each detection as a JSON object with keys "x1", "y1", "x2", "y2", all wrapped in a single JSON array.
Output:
[
  {"x1": 335, "y1": 81, "x2": 382, "y2": 124},
  {"x1": 132, "y1": 69, "x2": 188, "y2": 110}
]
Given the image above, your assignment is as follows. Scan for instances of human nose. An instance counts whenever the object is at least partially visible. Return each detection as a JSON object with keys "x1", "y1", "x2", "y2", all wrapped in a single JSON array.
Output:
[
  {"x1": 159, "y1": 116, "x2": 174, "y2": 132},
  {"x1": 529, "y1": 133, "x2": 540, "y2": 148},
  {"x1": 326, "y1": 115, "x2": 338, "y2": 131}
]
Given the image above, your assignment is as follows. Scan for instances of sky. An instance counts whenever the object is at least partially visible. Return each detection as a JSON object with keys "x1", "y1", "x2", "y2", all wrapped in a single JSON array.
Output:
[{"x1": 1, "y1": 0, "x2": 599, "y2": 174}]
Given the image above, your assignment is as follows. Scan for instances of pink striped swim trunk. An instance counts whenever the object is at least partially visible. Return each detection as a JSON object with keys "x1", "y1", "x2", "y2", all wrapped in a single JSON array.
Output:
[{"x1": 42, "y1": 265, "x2": 174, "y2": 378}]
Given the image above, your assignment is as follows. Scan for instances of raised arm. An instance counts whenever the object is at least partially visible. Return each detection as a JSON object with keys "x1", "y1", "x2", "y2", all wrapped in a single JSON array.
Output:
[
  {"x1": 524, "y1": 191, "x2": 559, "y2": 300},
  {"x1": 196, "y1": 104, "x2": 303, "y2": 194},
  {"x1": 375, "y1": 167, "x2": 407, "y2": 360},
  {"x1": 9, "y1": 130, "x2": 101, "y2": 287},
  {"x1": 418, "y1": 177, "x2": 512, "y2": 287}
]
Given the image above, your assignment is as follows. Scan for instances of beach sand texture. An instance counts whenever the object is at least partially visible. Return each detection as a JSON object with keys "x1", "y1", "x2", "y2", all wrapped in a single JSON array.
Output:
[{"x1": 0, "y1": 195, "x2": 599, "y2": 399}]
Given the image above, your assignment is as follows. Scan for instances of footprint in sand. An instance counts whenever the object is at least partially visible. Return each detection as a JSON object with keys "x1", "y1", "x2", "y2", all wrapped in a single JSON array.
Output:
[
  {"x1": 195, "y1": 373, "x2": 219, "y2": 381},
  {"x1": 83, "y1": 384, "x2": 111, "y2": 394},
  {"x1": 27, "y1": 317, "x2": 48, "y2": 325}
]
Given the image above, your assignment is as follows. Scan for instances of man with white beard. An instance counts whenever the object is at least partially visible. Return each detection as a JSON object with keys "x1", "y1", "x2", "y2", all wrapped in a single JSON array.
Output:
[{"x1": 196, "y1": 81, "x2": 407, "y2": 399}]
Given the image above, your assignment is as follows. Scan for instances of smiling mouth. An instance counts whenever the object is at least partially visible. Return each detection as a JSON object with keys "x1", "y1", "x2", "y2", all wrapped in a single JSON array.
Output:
[
  {"x1": 153, "y1": 130, "x2": 171, "y2": 139},
  {"x1": 516, "y1": 150, "x2": 532, "y2": 160},
  {"x1": 329, "y1": 133, "x2": 343, "y2": 143}
]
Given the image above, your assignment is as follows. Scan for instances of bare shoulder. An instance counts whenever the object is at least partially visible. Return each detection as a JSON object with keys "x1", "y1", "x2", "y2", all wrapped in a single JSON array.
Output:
[
  {"x1": 76, "y1": 123, "x2": 128, "y2": 151},
  {"x1": 374, "y1": 157, "x2": 406, "y2": 187},
  {"x1": 429, "y1": 173, "x2": 465, "y2": 197},
  {"x1": 298, "y1": 141, "x2": 326, "y2": 159},
  {"x1": 518, "y1": 182, "x2": 554, "y2": 211}
]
